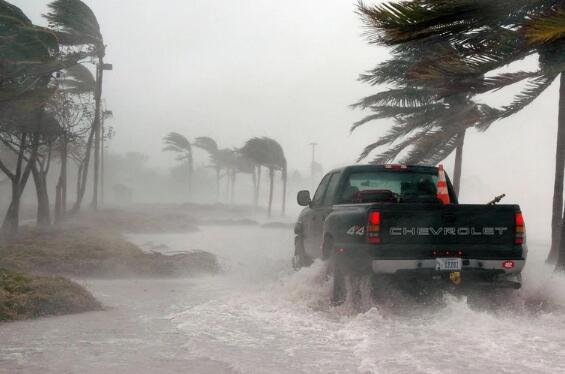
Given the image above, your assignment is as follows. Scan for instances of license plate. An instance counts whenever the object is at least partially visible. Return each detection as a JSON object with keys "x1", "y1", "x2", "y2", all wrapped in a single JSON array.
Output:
[{"x1": 435, "y1": 258, "x2": 462, "y2": 271}]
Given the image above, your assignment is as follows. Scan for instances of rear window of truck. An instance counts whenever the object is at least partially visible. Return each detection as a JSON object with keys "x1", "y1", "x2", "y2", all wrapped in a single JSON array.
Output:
[{"x1": 341, "y1": 171, "x2": 440, "y2": 204}]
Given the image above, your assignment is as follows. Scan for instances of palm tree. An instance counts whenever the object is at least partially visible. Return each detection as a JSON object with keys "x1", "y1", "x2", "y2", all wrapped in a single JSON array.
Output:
[
  {"x1": 193, "y1": 136, "x2": 221, "y2": 200},
  {"x1": 163, "y1": 132, "x2": 194, "y2": 196},
  {"x1": 45, "y1": 0, "x2": 107, "y2": 211},
  {"x1": 0, "y1": 1, "x2": 64, "y2": 237},
  {"x1": 356, "y1": 0, "x2": 565, "y2": 264},
  {"x1": 59, "y1": 63, "x2": 95, "y2": 215},
  {"x1": 31, "y1": 111, "x2": 62, "y2": 227},
  {"x1": 229, "y1": 151, "x2": 256, "y2": 204},
  {"x1": 240, "y1": 137, "x2": 287, "y2": 216},
  {"x1": 240, "y1": 138, "x2": 269, "y2": 207},
  {"x1": 354, "y1": 88, "x2": 500, "y2": 195}
]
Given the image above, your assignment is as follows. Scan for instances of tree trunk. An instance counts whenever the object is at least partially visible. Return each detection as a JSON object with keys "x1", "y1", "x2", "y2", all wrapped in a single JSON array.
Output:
[
  {"x1": 55, "y1": 183, "x2": 62, "y2": 223},
  {"x1": 71, "y1": 126, "x2": 95, "y2": 214},
  {"x1": 281, "y1": 169, "x2": 287, "y2": 216},
  {"x1": 1, "y1": 130, "x2": 39, "y2": 238},
  {"x1": 76, "y1": 162, "x2": 84, "y2": 203},
  {"x1": 268, "y1": 167, "x2": 274, "y2": 217},
  {"x1": 216, "y1": 168, "x2": 221, "y2": 202},
  {"x1": 225, "y1": 169, "x2": 230, "y2": 201},
  {"x1": 2, "y1": 181, "x2": 21, "y2": 239},
  {"x1": 32, "y1": 166, "x2": 50, "y2": 227},
  {"x1": 187, "y1": 154, "x2": 193, "y2": 198},
  {"x1": 255, "y1": 166, "x2": 261, "y2": 206},
  {"x1": 231, "y1": 170, "x2": 236, "y2": 204},
  {"x1": 251, "y1": 167, "x2": 257, "y2": 205},
  {"x1": 91, "y1": 61, "x2": 104, "y2": 210},
  {"x1": 452, "y1": 128, "x2": 466, "y2": 198},
  {"x1": 555, "y1": 74, "x2": 565, "y2": 269},
  {"x1": 55, "y1": 138, "x2": 68, "y2": 223}
]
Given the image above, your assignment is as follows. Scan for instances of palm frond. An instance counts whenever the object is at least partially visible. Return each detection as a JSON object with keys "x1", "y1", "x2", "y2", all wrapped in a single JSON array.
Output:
[
  {"x1": 370, "y1": 130, "x2": 428, "y2": 164},
  {"x1": 523, "y1": 4, "x2": 565, "y2": 45},
  {"x1": 499, "y1": 73, "x2": 558, "y2": 119},
  {"x1": 351, "y1": 87, "x2": 437, "y2": 109},
  {"x1": 61, "y1": 63, "x2": 95, "y2": 94},
  {"x1": 403, "y1": 126, "x2": 462, "y2": 165},
  {"x1": 163, "y1": 132, "x2": 191, "y2": 153},
  {"x1": 194, "y1": 136, "x2": 218, "y2": 155},
  {"x1": 44, "y1": 0, "x2": 103, "y2": 52}
]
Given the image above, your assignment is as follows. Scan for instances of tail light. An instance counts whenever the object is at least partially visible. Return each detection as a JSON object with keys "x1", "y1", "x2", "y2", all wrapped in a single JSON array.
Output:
[
  {"x1": 367, "y1": 211, "x2": 381, "y2": 244},
  {"x1": 502, "y1": 260, "x2": 515, "y2": 269},
  {"x1": 515, "y1": 212, "x2": 525, "y2": 245}
]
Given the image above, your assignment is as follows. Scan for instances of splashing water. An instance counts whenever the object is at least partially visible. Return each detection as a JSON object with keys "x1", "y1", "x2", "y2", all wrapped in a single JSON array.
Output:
[
  {"x1": 2, "y1": 227, "x2": 565, "y2": 374},
  {"x1": 132, "y1": 228, "x2": 565, "y2": 374}
]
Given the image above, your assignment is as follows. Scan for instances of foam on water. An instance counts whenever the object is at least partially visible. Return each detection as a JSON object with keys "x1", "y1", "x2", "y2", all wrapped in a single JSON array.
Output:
[{"x1": 129, "y1": 229, "x2": 565, "y2": 374}]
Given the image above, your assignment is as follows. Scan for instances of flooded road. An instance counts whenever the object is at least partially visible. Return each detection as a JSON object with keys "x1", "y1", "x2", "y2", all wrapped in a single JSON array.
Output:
[{"x1": 2, "y1": 226, "x2": 565, "y2": 374}]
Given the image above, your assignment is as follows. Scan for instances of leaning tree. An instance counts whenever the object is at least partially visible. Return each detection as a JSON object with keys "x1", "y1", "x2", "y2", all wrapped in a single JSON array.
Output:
[
  {"x1": 240, "y1": 137, "x2": 287, "y2": 216},
  {"x1": 356, "y1": 0, "x2": 565, "y2": 265},
  {"x1": 45, "y1": 0, "x2": 109, "y2": 211},
  {"x1": 163, "y1": 132, "x2": 194, "y2": 196},
  {"x1": 0, "y1": 0, "x2": 73, "y2": 237}
]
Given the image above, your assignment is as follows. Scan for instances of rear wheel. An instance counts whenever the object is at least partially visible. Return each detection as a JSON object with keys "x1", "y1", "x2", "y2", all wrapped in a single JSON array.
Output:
[
  {"x1": 329, "y1": 250, "x2": 346, "y2": 306},
  {"x1": 292, "y1": 236, "x2": 312, "y2": 270}
]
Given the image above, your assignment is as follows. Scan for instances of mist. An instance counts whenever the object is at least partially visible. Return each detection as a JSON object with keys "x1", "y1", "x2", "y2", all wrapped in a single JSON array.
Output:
[{"x1": 2, "y1": 1, "x2": 565, "y2": 373}]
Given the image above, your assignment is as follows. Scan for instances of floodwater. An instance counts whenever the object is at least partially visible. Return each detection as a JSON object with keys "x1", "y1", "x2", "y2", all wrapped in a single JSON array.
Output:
[{"x1": 2, "y1": 226, "x2": 565, "y2": 374}]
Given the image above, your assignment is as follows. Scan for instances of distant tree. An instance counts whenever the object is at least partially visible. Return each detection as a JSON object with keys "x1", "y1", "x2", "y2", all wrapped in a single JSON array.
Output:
[
  {"x1": 226, "y1": 150, "x2": 256, "y2": 204},
  {"x1": 163, "y1": 132, "x2": 194, "y2": 196},
  {"x1": 240, "y1": 137, "x2": 287, "y2": 216},
  {"x1": 193, "y1": 136, "x2": 221, "y2": 200}
]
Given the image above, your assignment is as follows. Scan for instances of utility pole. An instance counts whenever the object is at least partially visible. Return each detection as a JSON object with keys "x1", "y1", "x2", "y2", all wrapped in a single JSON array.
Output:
[
  {"x1": 91, "y1": 61, "x2": 113, "y2": 210},
  {"x1": 101, "y1": 109, "x2": 113, "y2": 208},
  {"x1": 309, "y1": 142, "x2": 318, "y2": 189}
]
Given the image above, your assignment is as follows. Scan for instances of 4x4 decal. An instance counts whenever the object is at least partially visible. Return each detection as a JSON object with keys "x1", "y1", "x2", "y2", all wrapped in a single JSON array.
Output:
[{"x1": 347, "y1": 225, "x2": 365, "y2": 236}]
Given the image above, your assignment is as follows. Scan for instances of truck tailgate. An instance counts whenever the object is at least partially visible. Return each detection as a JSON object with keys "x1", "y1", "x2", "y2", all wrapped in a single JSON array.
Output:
[{"x1": 379, "y1": 204, "x2": 518, "y2": 246}]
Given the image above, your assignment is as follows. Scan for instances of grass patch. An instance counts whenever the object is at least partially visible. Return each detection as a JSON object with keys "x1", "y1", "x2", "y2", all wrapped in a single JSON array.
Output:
[
  {"x1": 0, "y1": 227, "x2": 220, "y2": 278},
  {"x1": 0, "y1": 268, "x2": 102, "y2": 322}
]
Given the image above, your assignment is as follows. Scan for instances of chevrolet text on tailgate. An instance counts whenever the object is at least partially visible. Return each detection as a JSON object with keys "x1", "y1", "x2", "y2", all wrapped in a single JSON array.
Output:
[{"x1": 293, "y1": 164, "x2": 527, "y2": 305}]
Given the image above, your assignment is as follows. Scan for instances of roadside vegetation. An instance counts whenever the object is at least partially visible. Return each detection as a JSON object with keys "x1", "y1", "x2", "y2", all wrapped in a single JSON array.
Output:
[
  {"x1": 0, "y1": 1, "x2": 228, "y2": 322},
  {"x1": 0, "y1": 225, "x2": 219, "y2": 278},
  {"x1": 0, "y1": 268, "x2": 101, "y2": 322},
  {"x1": 354, "y1": 0, "x2": 565, "y2": 268}
]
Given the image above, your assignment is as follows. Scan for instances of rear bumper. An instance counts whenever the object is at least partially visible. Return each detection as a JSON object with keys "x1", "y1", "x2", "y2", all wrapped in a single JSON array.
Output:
[
  {"x1": 371, "y1": 258, "x2": 525, "y2": 275},
  {"x1": 368, "y1": 258, "x2": 524, "y2": 289}
]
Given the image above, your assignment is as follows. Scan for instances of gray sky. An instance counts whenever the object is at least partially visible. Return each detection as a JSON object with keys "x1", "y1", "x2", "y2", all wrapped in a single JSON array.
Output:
[{"x1": 11, "y1": 0, "x2": 563, "y2": 238}]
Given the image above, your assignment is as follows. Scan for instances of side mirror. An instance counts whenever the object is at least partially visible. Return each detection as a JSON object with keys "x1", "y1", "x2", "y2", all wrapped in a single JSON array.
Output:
[{"x1": 297, "y1": 190, "x2": 312, "y2": 206}]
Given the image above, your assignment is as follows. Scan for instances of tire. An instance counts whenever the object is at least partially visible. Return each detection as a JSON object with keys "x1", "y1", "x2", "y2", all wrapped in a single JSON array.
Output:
[
  {"x1": 329, "y1": 250, "x2": 346, "y2": 306},
  {"x1": 292, "y1": 236, "x2": 312, "y2": 270}
]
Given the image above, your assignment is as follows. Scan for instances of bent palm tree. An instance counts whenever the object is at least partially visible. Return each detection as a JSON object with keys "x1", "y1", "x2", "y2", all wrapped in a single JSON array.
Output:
[
  {"x1": 240, "y1": 137, "x2": 287, "y2": 216},
  {"x1": 163, "y1": 132, "x2": 194, "y2": 196},
  {"x1": 59, "y1": 63, "x2": 95, "y2": 214},
  {"x1": 0, "y1": 1, "x2": 64, "y2": 237},
  {"x1": 45, "y1": 0, "x2": 107, "y2": 210},
  {"x1": 194, "y1": 136, "x2": 221, "y2": 201},
  {"x1": 356, "y1": 0, "x2": 565, "y2": 264}
]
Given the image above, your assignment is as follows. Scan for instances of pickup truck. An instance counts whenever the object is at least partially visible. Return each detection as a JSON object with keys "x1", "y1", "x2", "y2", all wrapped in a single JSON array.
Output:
[{"x1": 293, "y1": 164, "x2": 527, "y2": 304}]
